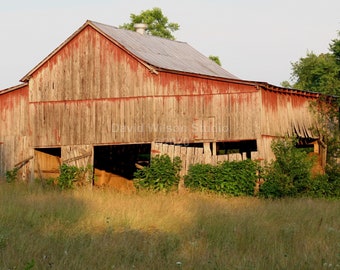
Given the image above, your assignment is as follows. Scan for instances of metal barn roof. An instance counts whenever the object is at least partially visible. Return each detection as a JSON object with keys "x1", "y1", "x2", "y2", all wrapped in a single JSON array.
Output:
[{"x1": 90, "y1": 20, "x2": 238, "y2": 79}]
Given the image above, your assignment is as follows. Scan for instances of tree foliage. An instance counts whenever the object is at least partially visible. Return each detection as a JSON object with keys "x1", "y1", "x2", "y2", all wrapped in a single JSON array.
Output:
[
  {"x1": 184, "y1": 159, "x2": 259, "y2": 196},
  {"x1": 282, "y1": 31, "x2": 340, "y2": 183},
  {"x1": 259, "y1": 137, "x2": 339, "y2": 198},
  {"x1": 291, "y1": 51, "x2": 340, "y2": 96},
  {"x1": 209, "y1": 55, "x2": 222, "y2": 66},
  {"x1": 283, "y1": 31, "x2": 340, "y2": 98},
  {"x1": 133, "y1": 155, "x2": 182, "y2": 192},
  {"x1": 119, "y1": 7, "x2": 180, "y2": 40},
  {"x1": 259, "y1": 137, "x2": 314, "y2": 198}
]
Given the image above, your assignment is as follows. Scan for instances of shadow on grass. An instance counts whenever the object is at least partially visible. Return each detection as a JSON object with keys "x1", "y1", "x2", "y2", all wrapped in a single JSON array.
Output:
[
  {"x1": 0, "y1": 183, "x2": 182, "y2": 269},
  {"x1": 1, "y1": 183, "x2": 339, "y2": 269}
]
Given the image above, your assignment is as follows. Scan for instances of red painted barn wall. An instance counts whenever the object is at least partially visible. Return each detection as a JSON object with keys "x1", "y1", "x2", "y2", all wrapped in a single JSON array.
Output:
[
  {"x1": 0, "y1": 85, "x2": 31, "y2": 175},
  {"x1": 260, "y1": 88, "x2": 317, "y2": 138},
  {"x1": 0, "y1": 85, "x2": 29, "y2": 137},
  {"x1": 28, "y1": 25, "x2": 261, "y2": 147}
]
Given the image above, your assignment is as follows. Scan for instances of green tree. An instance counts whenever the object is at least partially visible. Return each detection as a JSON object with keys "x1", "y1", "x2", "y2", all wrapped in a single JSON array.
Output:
[
  {"x1": 284, "y1": 31, "x2": 340, "y2": 97},
  {"x1": 119, "y1": 7, "x2": 180, "y2": 40},
  {"x1": 280, "y1": 80, "x2": 292, "y2": 88},
  {"x1": 209, "y1": 55, "x2": 222, "y2": 66},
  {"x1": 291, "y1": 51, "x2": 340, "y2": 96},
  {"x1": 329, "y1": 31, "x2": 340, "y2": 65},
  {"x1": 283, "y1": 31, "x2": 340, "y2": 187}
]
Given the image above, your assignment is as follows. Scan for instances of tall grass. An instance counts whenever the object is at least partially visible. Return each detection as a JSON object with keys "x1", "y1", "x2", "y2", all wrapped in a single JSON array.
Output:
[{"x1": 0, "y1": 182, "x2": 339, "y2": 269}]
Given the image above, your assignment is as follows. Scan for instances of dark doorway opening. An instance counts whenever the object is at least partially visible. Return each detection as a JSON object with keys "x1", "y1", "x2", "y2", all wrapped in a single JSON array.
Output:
[
  {"x1": 216, "y1": 140, "x2": 257, "y2": 158},
  {"x1": 93, "y1": 144, "x2": 151, "y2": 179}
]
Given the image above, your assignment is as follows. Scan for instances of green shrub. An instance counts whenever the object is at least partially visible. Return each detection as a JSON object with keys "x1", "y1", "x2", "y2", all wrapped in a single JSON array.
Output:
[
  {"x1": 325, "y1": 159, "x2": 340, "y2": 198},
  {"x1": 5, "y1": 167, "x2": 19, "y2": 183},
  {"x1": 183, "y1": 163, "x2": 216, "y2": 192},
  {"x1": 133, "y1": 154, "x2": 182, "y2": 192},
  {"x1": 57, "y1": 163, "x2": 92, "y2": 190},
  {"x1": 308, "y1": 172, "x2": 340, "y2": 198},
  {"x1": 259, "y1": 137, "x2": 314, "y2": 198},
  {"x1": 307, "y1": 174, "x2": 332, "y2": 198},
  {"x1": 184, "y1": 159, "x2": 259, "y2": 196}
]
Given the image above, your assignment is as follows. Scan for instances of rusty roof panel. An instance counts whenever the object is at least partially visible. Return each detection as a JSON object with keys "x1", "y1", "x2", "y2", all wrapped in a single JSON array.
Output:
[{"x1": 90, "y1": 21, "x2": 238, "y2": 79}]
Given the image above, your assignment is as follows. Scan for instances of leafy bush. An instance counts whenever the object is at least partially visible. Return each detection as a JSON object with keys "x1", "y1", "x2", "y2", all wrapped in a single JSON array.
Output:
[
  {"x1": 259, "y1": 137, "x2": 314, "y2": 198},
  {"x1": 57, "y1": 163, "x2": 92, "y2": 190},
  {"x1": 307, "y1": 174, "x2": 332, "y2": 198},
  {"x1": 183, "y1": 163, "x2": 216, "y2": 192},
  {"x1": 307, "y1": 171, "x2": 340, "y2": 198},
  {"x1": 5, "y1": 167, "x2": 19, "y2": 183},
  {"x1": 133, "y1": 155, "x2": 182, "y2": 192},
  {"x1": 324, "y1": 158, "x2": 340, "y2": 198},
  {"x1": 184, "y1": 159, "x2": 259, "y2": 196}
]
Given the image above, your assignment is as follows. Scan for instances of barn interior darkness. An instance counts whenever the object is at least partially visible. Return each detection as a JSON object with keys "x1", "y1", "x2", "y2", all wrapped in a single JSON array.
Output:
[
  {"x1": 94, "y1": 144, "x2": 151, "y2": 179},
  {"x1": 36, "y1": 147, "x2": 61, "y2": 157},
  {"x1": 32, "y1": 141, "x2": 258, "y2": 182},
  {"x1": 216, "y1": 140, "x2": 257, "y2": 158}
]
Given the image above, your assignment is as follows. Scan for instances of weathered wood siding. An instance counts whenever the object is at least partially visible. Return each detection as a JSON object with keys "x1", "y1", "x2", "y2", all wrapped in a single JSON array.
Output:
[
  {"x1": 260, "y1": 88, "x2": 317, "y2": 138},
  {"x1": 0, "y1": 85, "x2": 32, "y2": 178},
  {"x1": 29, "y1": 25, "x2": 261, "y2": 147},
  {"x1": 258, "y1": 88, "x2": 318, "y2": 161}
]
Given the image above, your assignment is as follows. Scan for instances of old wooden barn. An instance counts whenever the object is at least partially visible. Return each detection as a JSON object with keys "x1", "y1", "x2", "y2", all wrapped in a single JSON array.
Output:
[{"x1": 0, "y1": 20, "x2": 325, "y2": 183}]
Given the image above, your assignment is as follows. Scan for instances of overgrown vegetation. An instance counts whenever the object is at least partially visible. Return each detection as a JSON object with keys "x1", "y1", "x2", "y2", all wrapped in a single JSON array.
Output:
[
  {"x1": 282, "y1": 30, "x2": 340, "y2": 193},
  {"x1": 184, "y1": 159, "x2": 259, "y2": 196},
  {"x1": 259, "y1": 137, "x2": 340, "y2": 198},
  {"x1": 0, "y1": 183, "x2": 339, "y2": 269},
  {"x1": 5, "y1": 167, "x2": 19, "y2": 183},
  {"x1": 133, "y1": 154, "x2": 182, "y2": 192},
  {"x1": 259, "y1": 137, "x2": 314, "y2": 198},
  {"x1": 312, "y1": 100, "x2": 340, "y2": 198},
  {"x1": 57, "y1": 163, "x2": 92, "y2": 190}
]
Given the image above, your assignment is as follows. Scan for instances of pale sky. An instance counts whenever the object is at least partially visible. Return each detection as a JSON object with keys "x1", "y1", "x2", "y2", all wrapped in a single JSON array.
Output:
[{"x1": 0, "y1": 0, "x2": 339, "y2": 90}]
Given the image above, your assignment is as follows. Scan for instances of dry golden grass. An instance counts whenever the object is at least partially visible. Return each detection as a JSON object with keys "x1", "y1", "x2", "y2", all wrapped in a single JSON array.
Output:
[{"x1": 0, "y1": 182, "x2": 339, "y2": 269}]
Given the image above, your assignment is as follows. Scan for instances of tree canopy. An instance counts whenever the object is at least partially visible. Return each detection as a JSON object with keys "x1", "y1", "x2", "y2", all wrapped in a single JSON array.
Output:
[
  {"x1": 283, "y1": 32, "x2": 340, "y2": 180},
  {"x1": 209, "y1": 55, "x2": 222, "y2": 66},
  {"x1": 282, "y1": 31, "x2": 340, "y2": 98},
  {"x1": 119, "y1": 7, "x2": 180, "y2": 40},
  {"x1": 120, "y1": 7, "x2": 224, "y2": 66}
]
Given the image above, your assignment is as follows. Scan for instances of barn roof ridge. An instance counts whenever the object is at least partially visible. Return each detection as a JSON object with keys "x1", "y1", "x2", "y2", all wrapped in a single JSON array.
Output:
[
  {"x1": 88, "y1": 20, "x2": 239, "y2": 79},
  {"x1": 20, "y1": 19, "x2": 239, "y2": 83},
  {"x1": 87, "y1": 20, "x2": 189, "y2": 44}
]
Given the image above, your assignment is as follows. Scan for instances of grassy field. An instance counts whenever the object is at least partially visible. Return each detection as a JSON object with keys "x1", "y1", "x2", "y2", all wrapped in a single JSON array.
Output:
[{"x1": 0, "y1": 182, "x2": 339, "y2": 270}]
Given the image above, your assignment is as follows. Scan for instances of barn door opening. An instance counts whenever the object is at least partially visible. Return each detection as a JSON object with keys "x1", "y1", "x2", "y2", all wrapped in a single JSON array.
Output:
[
  {"x1": 34, "y1": 148, "x2": 61, "y2": 180},
  {"x1": 93, "y1": 144, "x2": 151, "y2": 188},
  {"x1": 296, "y1": 138, "x2": 325, "y2": 174}
]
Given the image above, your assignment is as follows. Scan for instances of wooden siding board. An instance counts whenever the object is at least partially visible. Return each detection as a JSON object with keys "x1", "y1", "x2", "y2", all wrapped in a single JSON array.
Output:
[
  {"x1": 29, "y1": 92, "x2": 262, "y2": 147},
  {"x1": 260, "y1": 89, "x2": 317, "y2": 138}
]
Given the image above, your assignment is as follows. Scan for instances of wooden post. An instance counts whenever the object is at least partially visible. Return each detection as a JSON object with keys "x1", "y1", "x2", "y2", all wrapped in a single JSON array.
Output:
[{"x1": 212, "y1": 142, "x2": 217, "y2": 156}]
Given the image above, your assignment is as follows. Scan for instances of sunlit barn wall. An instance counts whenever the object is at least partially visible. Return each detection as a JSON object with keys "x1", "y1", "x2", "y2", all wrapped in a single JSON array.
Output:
[
  {"x1": 258, "y1": 87, "x2": 318, "y2": 161},
  {"x1": 28, "y1": 25, "x2": 261, "y2": 148},
  {"x1": 0, "y1": 84, "x2": 32, "y2": 178}
]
